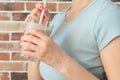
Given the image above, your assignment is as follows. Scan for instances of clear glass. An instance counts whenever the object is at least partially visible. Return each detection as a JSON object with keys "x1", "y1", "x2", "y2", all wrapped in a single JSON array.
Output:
[{"x1": 20, "y1": 19, "x2": 52, "y2": 61}]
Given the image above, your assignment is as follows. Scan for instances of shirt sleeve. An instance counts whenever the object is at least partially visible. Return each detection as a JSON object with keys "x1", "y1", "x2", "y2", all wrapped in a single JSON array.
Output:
[{"x1": 94, "y1": 5, "x2": 120, "y2": 51}]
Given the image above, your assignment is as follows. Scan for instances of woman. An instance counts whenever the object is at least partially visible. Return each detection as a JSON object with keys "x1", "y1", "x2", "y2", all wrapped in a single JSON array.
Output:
[{"x1": 19, "y1": 0, "x2": 120, "y2": 80}]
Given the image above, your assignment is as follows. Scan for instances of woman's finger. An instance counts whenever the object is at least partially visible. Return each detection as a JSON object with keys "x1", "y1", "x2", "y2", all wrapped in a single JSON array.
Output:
[
  {"x1": 24, "y1": 29, "x2": 49, "y2": 40},
  {"x1": 35, "y1": 4, "x2": 51, "y2": 24},
  {"x1": 35, "y1": 3, "x2": 44, "y2": 10},
  {"x1": 20, "y1": 47, "x2": 36, "y2": 58},
  {"x1": 44, "y1": 8, "x2": 51, "y2": 20},
  {"x1": 20, "y1": 41, "x2": 38, "y2": 52},
  {"x1": 27, "y1": 3, "x2": 51, "y2": 25},
  {"x1": 20, "y1": 35, "x2": 45, "y2": 48},
  {"x1": 42, "y1": 8, "x2": 51, "y2": 25},
  {"x1": 20, "y1": 34, "x2": 42, "y2": 45},
  {"x1": 31, "y1": 8, "x2": 42, "y2": 17},
  {"x1": 19, "y1": 44, "x2": 44, "y2": 61}
]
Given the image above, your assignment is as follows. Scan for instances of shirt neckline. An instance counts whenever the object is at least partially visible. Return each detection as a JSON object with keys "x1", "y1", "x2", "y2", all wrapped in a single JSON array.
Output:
[{"x1": 64, "y1": 0, "x2": 97, "y2": 25}]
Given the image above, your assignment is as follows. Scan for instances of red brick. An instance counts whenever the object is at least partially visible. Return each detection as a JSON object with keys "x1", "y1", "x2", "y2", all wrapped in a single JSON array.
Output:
[
  {"x1": 12, "y1": 33, "x2": 23, "y2": 40},
  {"x1": 10, "y1": 3, "x2": 24, "y2": 11},
  {"x1": 0, "y1": 62, "x2": 26, "y2": 71},
  {"x1": 0, "y1": 3, "x2": 9, "y2": 10},
  {"x1": 0, "y1": 22, "x2": 24, "y2": 31},
  {"x1": 58, "y1": 3, "x2": 71, "y2": 12},
  {"x1": 0, "y1": 12, "x2": 11, "y2": 21},
  {"x1": 0, "y1": 72, "x2": 9, "y2": 80},
  {"x1": 0, "y1": 52, "x2": 10, "y2": 60},
  {"x1": 0, "y1": 42, "x2": 19, "y2": 51},
  {"x1": 11, "y1": 72, "x2": 27, "y2": 80},
  {"x1": 0, "y1": 33, "x2": 9, "y2": 41},
  {"x1": 12, "y1": 52, "x2": 27, "y2": 61},
  {"x1": 12, "y1": 13, "x2": 28, "y2": 21},
  {"x1": 26, "y1": 2, "x2": 35, "y2": 11},
  {"x1": 0, "y1": 2, "x2": 24, "y2": 11},
  {"x1": 46, "y1": 3, "x2": 57, "y2": 11}
]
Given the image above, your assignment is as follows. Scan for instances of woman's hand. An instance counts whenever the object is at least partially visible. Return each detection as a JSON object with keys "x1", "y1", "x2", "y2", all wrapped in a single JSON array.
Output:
[
  {"x1": 19, "y1": 29, "x2": 66, "y2": 67},
  {"x1": 25, "y1": 4, "x2": 51, "y2": 25}
]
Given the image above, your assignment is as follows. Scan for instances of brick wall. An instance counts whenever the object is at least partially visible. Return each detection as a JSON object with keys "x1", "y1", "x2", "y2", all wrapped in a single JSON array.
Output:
[
  {"x1": 0, "y1": 0, "x2": 120, "y2": 80},
  {"x1": 0, "y1": 0, "x2": 71, "y2": 80}
]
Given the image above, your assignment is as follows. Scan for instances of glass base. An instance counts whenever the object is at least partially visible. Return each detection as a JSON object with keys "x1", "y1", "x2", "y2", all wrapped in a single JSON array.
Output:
[{"x1": 19, "y1": 54, "x2": 38, "y2": 62}]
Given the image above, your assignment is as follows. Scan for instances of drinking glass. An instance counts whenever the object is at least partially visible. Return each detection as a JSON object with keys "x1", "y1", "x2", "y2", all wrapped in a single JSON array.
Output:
[{"x1": 20, "y1": 17, "x2": 52, "y2": 61}]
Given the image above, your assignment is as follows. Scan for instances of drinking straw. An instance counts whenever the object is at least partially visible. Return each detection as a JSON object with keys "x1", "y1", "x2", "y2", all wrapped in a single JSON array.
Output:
[{"x1": 39, "y1": 0, "x2": 47, "y2": 24}]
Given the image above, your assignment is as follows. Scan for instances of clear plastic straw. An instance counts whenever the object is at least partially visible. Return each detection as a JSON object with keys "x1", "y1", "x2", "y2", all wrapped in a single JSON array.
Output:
[{"x1": 39, "y1": 0, "x2": 47, "y2": 24}]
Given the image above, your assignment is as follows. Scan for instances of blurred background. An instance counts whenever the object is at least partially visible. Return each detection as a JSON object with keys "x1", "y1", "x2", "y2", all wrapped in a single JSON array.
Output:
[{"x1": 0, "y1": 0, "x2": 119, "y2": 80}]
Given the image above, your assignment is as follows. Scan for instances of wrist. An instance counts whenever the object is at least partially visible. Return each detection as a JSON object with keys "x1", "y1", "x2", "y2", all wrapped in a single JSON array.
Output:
[
  {"x1": 28, "y1": 60, "x2": 40, "y2": 65},
  {"x1": 53, "y1": 53, "x2": 71, "y2": 76}
]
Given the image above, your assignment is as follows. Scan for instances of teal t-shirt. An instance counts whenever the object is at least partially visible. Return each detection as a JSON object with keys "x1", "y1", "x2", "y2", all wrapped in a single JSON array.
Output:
[{"x1": 40, "y1": 0, "x2": 120, "y2": 80}]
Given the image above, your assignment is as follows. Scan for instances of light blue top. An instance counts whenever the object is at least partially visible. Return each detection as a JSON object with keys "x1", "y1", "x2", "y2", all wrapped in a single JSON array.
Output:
[{"x1": 40, "y1": 0, "x2": 120, "y2": 80}]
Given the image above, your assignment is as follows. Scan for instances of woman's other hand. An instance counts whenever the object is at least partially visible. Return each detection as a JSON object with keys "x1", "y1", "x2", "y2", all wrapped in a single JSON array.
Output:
[{"x1": 25, "y1": 4, "x2": 51, "y2": 25}]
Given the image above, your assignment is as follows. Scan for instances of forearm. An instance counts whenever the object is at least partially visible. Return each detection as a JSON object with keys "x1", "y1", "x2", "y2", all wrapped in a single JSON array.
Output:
[
  {"x1": 54, "y1": 54, "x2": 99, "y2": 80},
  {"x1": 27, "y1": 61, "x2": 43, "y2": 80}
]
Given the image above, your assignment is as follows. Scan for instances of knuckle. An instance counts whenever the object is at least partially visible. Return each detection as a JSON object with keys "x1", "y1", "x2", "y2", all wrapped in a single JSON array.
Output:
[
  {"x1": 40, "y1": 51, "x2": 47, "y2": 60},
  {"x1": 42, "y1": 44, "x2": 49, "y2": 54},
  {"x1": 43, "y1": 41, "x2": 49, "y2": 48},
  {"x1": 25, "y1": 42, "x2": 30, "y2": 48},
  {"x1": 30, "y1": 52, "x2": 35, "y2": 57},
  {"x1": 26, "y1": 35, "x2": 34, "y2": 42},
  {"x1": 28, "y1": 52, "x2": 33, "y2": 57},
  {"x1": 28, "y1": 35, "x2": 33, "y2": 40}
]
